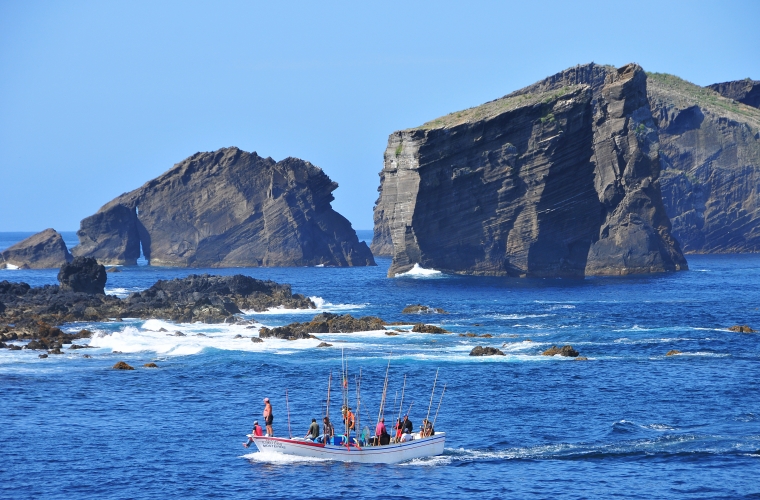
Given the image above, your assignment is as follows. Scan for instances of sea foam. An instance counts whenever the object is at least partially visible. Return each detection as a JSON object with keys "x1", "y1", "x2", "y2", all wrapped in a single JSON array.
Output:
[{"x1": 395, "y1": 263, "x2": 443, "y2": 278}]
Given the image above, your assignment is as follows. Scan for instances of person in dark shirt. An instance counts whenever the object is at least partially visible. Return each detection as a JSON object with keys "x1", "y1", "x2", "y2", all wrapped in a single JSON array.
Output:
[
  {"x1": 402, "y1": 414, "x2": 413, "y2": 434},
  {"x1": 322, "y1": 416, "x2": 335, "y2": 444},
  {"x1": 305, "y1": 418, "x2": 320, "y2": 440}
]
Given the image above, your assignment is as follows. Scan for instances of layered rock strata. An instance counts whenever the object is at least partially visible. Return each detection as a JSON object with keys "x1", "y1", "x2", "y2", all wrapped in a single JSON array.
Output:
[
  {"x1": 0, "y1": 229, "x2": 72, "y2": 269},
  {"x1": 707, "y1": 79, "x2": 760, "y2": 108},
  {"x1": 647, "y1": 74, "x2": 760, "y2": 252},
  {"x1": 73, "y1": 147, "x2": 374, "y2": 268},
  {"x1": 373, "y1": 63, "x2": 687, "y2": 277}
]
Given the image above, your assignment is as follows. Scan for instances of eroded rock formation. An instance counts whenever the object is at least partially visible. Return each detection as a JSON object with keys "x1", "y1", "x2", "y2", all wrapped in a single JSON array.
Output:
[
  {"x1": 0, "y1": 229, "x2": 72, "y2": 269},
  {"x1": 707, "y1": 79, "x2": 760, "y2": 108},
  {"x1": 373, "y1": 63, "x2": 687, "y2": 277},
  {"x1": 73, "y1": 147, "x2": 374, "y2": 268},
  {"x1": 647, "y1": 74, "x2": 760, "y2": 253}
]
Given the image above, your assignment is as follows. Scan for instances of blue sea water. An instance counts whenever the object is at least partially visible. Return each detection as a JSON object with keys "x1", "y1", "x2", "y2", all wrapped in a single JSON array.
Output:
[{"x1": 1, "y1": 231, "x2": 759, "y2": 499}]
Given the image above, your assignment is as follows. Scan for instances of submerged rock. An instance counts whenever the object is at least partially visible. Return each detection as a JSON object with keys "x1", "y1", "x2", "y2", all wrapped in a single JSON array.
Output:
[
  {"x1": 666, "y1": 350, "x2": 682, "y2": 356},
  {"x1": 411, "y1": 323, "x2": 449, "y2": 334},
  {"x1": 38, "y1": 353, "x2": 48, "y2": 358},
  {"x1": 250, "y1": 336, "x2": 263, "y2": 343},
  {"x1": 469, "y1": 346, "x2": 505, "y2": 356},
  {"x1": 72, "y1": 147, "x2": 375, "y2": 268},
  {"x1": 316, "y1": 342, "x2": 333, "y2": 348},
  {"x1": 728, "y1": 325, "x2": 756, "y2": 333},
  {"x1": 143, "y1": 362, "x2": 159, "y2": 368},
  {"x1": 0, "y1": 229, "x2": 73, "y2": 269},
  {"x1": 542, "y1": 345, "x2": 580, "y2": 357},
  {"x1": 401, "y1": 304, "x2": 448, "y2": 314},
  {"x1": 373, "y1": 63, "x2": 687, "y2": 277},
  {"x1": 113, "y1": 361, "x2": 134, "y2": 370}
]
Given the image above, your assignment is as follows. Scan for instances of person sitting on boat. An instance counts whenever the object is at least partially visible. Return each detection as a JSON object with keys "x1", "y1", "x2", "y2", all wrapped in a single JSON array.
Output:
[
  {"x1": 242, "y1": 420, "x2": 264, "y2": 448},
  {"x1": 322, "y1": 416, "x2": 335, "y2": 444},
  {"x1": 400, "y1": 428, "x2": 414, "y2": 442},
  {"x1": 393, "y1": 418, "x2": 403, "y2": 443},
  {"x1": 402, "y1": 414, "x2": 413, "y2": 434},
  {"x1": 421, "y1": 418, "x2": 433, "y2": 437},
  {"x1": 263, "y1": 397, "x2": 274, "y2": 437},
  {"x1": 375, "y1": 418, "x2": 391, "y2": 445},
  {"x1": 305, "y1": 418, "x2": 320, "y2": 441}
]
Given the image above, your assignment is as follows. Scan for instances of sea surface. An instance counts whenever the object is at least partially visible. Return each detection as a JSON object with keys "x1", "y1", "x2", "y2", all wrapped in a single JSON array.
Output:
[{"x1": 1, "y1": 231, "x2": 759, "y2": 499}]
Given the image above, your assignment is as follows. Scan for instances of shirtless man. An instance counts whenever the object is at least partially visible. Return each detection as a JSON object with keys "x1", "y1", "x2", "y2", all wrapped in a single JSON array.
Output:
[{"x1": 263, "y1": 397, "x2": 274, "y2": 436}]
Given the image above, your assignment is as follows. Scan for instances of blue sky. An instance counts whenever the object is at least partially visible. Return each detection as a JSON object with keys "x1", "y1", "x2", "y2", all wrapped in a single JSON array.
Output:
[{"x1": 1, "y1": 0, "x2": 758, "y2": 232}]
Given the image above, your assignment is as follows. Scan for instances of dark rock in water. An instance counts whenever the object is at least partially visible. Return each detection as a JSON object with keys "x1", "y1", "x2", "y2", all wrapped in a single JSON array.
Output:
[
  {"x1": 707, "y1": 79, "x2": 760, "y2": 108},
  {"x1": 666, "y1": 349, "x2": 682, "y2": 356},
  {"x1": 259, "y1": 313, "x2": 386, "y2": 340},
  {"x1": 39, "y1": 354, "x2": 48, "y2": 358},
  {"x1": 401, "y1": 304, "x2": 448, "y2": 314},
  {"x1": 143, "y1": 362, "x2": 159, "y2": 368},
  {"x1": 68, "y1": 344, "x2": 93, "y2": 349},
  {"x1": 469, "y1": 346, "x2": 505, "y2": 356},
  {"x1": 233, "y1": 334, "x2": 244, "y2": 339},
  {"x1": 373, "y1": 63, "x2": 686, "y2": 277},
  {"x1": 384, "y1": 331, "x2": 399, "y2": 336},
  {"x1": 648, "y1": 74, "x2": 760, "y2": 253},
  {"x1": 171, "y1": 331, "x2": 186, "y2": 337},
  {"x1": 0, "y1": 229, "x2": 73, "y2": 269},
  {"x1": 196, "y1": 333, "x2": 207, "y2": 337},
  {"x1": 8, "y1": 344, "x2": 22, "y2": 351},
  {"x1": 72, "y1": 147, "x2": 375, "y2": 268},
  {"x1": 113, "y1": 361, "x2": 134, "y2": 370},
  {"x1": 58, "y1": 257, "x2": 107, "y2": 294},
  {"x1": 0, "y1": 341, "x2": 6, "y2": 348},
  {"x1": 729, "y1": 325, "x2": 756, "y2": 333},
  {"x1": 411, "y1": 323, "x2": 448, "y2": 334},
  {"x1": 250, "y1": 336, "x2": 263, "y2": 343},
  {"x1": 542, "y1": 345, "x2": 580, "y2": 357},
  {"x1": 158, "y1": 328, "x2": 168, "y2": 332},
  {"x1": 575, "y1": 356, "x2": 589, "y2": 361},
  {"x1": 316, "y1": 342, "x2": 333, "y2": 348},
  {"x1": 106, "y1": 267, "x2": 121, "y2": 273},
  {"x1": 48, "y1": 347, "x2": 63, "y2": 354},
  {"x1": 82, "y1": 354, "x2": 92, "y2": 358}
]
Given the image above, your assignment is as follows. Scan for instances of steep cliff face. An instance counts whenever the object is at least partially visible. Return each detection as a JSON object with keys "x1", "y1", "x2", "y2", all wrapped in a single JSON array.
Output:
[
  {"x1": 73, "y1": 147, "x2": 375, "y2": 267},
  {"x1": 373, "y1": 64, "x2": 686, "y2": 277},
  {"x1": 647, "y1": 74, "x2": 760, "y2": 253},
  {"x1": 707, "y1": 79, "x2": 760, "y2": 108},
  {"x1": 0, "y1": 229, "x2": 73, "y2": 269}
]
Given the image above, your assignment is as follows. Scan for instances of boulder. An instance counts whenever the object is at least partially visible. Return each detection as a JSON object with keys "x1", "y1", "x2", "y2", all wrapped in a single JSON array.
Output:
[
  {"x1": 542, "y1": 345, "x2": 580, "y2": 357},
  {"x1": 113, "y1": 361, "x2": 134, "y2": 370},
  {"x1": 38, "y1": 354, "x2": 48, "y2": 358},
  {"x1": 72, "y1": 147, "x2": 375, "y2": 268},
  {"x1": 373, "y1": 63, "x2": 687, "y2": 277},
  {"x1": 58, "y1": 257, "x2": 107, "y2": 294},
  {"x1": 143, "y1": 362, "x2": 159, "y2": 368},
  {"x1": 411, "y1": 323, "x2": 448, "y2": 334},
  {"x1": 469, "y1": 346, "x2": 505, "y2": 356},
  {"x1": 0, "y1": 229, "x2": 73, "y2": 269},
  {"x1": 251, "y1": 336, "x2": 263, "y2": 343},
  {"x1": 728, "y1": 325, "x2": 756, "y2": 333},
  {"x1": 316, "y1": 342, "x2": 333, "y2": 348},
  {"x1": 259, "y1": 313, "x2": 386, "y2": 340},
  {"x1": 401, "y1": 304, "x2": 448, "y2": 314},
  {"x1": 666, "y1": 350, "x2": 682, "y2": 356},
  {"x1": 575, "y1": 356, "x2": 589, "y2": 361}
]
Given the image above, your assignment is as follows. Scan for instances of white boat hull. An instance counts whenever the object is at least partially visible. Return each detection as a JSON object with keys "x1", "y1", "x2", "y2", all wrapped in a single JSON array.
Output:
[{"x1": 250, "y1": 433, "x2": 446, "y2": 464}]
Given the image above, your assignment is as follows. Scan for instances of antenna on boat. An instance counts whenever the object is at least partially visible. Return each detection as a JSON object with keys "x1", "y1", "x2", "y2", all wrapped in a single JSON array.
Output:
[
  {"x1": 432, "y1": 383, "x2": 446, "y2": 430},
  {"x1": 285, "y1": 389, "x2": 292, "y2": 439},
  {"x1": 425, "y1": 368, "x2": 439, "y2": 423},
  {"x1": 397, "y1": 374, "x2": 407, "y2": 422},
  {"x1": 326, "y1": 370, "x2": 332, "y2": 419}
]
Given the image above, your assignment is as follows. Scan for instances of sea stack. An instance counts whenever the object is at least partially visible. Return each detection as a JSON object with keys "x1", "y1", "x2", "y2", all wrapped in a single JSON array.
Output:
[
  {"x1": 72, "y1": 147, "x2": 375, "y2": 268},
  {"x1": 0, "y1": 228, "x2": 73, "y2": 269},
  {"x1": 373, "y1": 63, "x2": 687, "y2": 277}
]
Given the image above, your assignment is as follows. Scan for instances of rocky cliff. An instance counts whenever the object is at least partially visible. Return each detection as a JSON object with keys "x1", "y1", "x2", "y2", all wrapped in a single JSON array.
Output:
[
  {"x1": 373, "y1": 64, "x2": 687, "y2": 277},
  {"x1": 0, "y1": 229, "x2": 73, "y2": 269},
  {"x1": 72, "y1": 147, "x2": 375, "y2": 267},
  {"x1": 647, "y1": 74, "x2": 760, "y2": 253},
  {"x1": 707, "y1": 79, "x2": 760, "y2": 108}
]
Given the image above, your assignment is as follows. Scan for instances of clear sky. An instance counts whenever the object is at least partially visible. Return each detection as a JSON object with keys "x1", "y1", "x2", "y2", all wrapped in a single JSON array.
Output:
[{"x1": 1, "y1": 0, "x2": 758, "y2": 232}]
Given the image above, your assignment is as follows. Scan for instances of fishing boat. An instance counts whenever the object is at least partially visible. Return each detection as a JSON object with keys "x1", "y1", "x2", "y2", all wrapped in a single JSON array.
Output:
[
  {"x1": 249, "y1": 432, "x2": 446, "y2": 464},
  {"x1": 245, "y1": 353, "x2": 447, "y2": 464}
]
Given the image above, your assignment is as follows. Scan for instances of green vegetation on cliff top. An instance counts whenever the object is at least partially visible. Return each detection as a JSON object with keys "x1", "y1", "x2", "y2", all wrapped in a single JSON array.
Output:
[
  {"x1": 412, "y1": 84, "x2": 584, "y2": 131},
  {"x1": 647, "y1": 72, "x2": 760, "y2": 126}
]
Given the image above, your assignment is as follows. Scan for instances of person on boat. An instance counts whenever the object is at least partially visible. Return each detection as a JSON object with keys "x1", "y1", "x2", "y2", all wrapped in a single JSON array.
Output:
[
  {"x1": 263, "y1": 397, "x2": 274, "y2": 437},
  {"x1": 375, "y1": 418, "x2": 390, "y2": 446},
  {"x1": 393, "y1": 418, "x2": 403, "y2": 443},
  {"x1": 421, "y1": 418, "x2": 433, "y2": 437},
  {"x1": 242, "y1": 420, "x2": 264, "y2": 448},
  {"x1": 305, "y1": 418, "x2": 320, "y2": 441},
  {"x1": 322, "y1": 416, "x2": 335, "y2": 444},
  {"x1": 342, "y1": 406, "x2": 355, "y2": 435},
  {"x1": 402, "y1": 414, "x2": 413, "y2": 434},
  {"x1": 400, "y1": 428, "x2": 414, "y2": 442}
]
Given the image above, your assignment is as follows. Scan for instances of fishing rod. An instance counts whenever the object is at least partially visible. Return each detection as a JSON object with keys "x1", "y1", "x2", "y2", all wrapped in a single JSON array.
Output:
[
  {"x1": 285, "y1": 389, "x2": 292, "y2": 439},
  {"x1": 326, "y1": 370, "x2": 332, "y2": 418},
  {"x1": 397, "y1": 374, "x2": 407, "y2": 423},
  {"x1": 376, "y1": 354, "x2": 392, "y2": 424},
  {"x1": 425, "y1": 368, "x2": 439, "y2": 424},
  {"x1": 432, "y1": 383, "x2": 446, "y2": 430}
]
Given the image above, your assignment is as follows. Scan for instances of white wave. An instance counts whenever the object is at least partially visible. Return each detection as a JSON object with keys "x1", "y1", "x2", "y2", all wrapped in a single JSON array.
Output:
[
  {"x1": 251, "y1": 296, "x2": 366, "y2": 315},
  {"x1": 395, "y1": 264, "x2": 443, "y2": 278},
  {"x1": 241, "y1": 451, "x2": 329, "y2": 463},
  {"x1": 490, "y1": 313, "x2": 552, "y2": 320},
  {"x1": 546, "y1": 304, "x2": 576, "y2": 310},
  {"x1": 2, "y1": 263, "x2": 20, "y2": 270},
  {"x1": 105, "y1": 287, "x2": 140, "y2": 298}
]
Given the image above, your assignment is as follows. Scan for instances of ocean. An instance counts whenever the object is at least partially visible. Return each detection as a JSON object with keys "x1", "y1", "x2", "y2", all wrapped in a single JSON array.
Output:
[{"x1": 1, "y1": 231, "x2": 759, "y2": 499}]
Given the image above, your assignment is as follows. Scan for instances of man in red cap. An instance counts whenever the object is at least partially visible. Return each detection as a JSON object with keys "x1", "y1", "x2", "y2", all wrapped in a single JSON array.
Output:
[{"x1": 263, "y1": 397, "x2": 274, "y2": 437}]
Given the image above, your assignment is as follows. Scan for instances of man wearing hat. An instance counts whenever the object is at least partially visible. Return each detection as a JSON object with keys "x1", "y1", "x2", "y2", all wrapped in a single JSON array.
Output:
[
  {"x1": 263, "y1": 397, "x2": 274, "y2": 437},
  {"x1": 242, "y1": 420, "x2": 264, "y2": 448}
]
